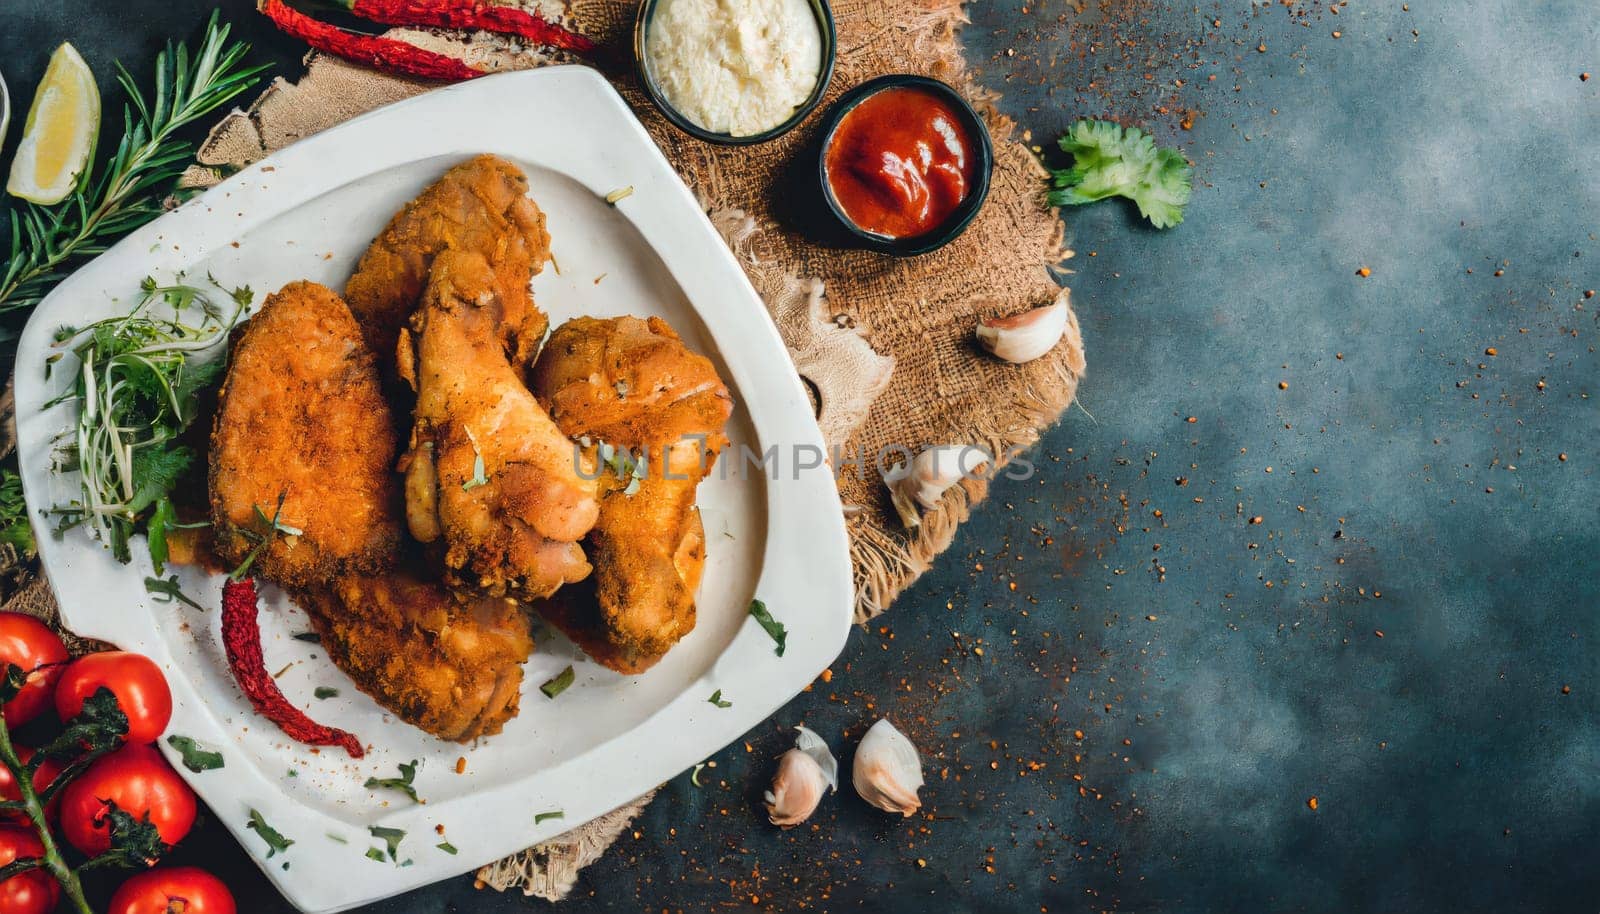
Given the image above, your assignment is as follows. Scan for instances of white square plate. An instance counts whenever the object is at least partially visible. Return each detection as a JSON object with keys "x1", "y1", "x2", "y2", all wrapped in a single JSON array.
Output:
[{"x1": 13, "y1": 66, "x2": 851, "y2": 913}]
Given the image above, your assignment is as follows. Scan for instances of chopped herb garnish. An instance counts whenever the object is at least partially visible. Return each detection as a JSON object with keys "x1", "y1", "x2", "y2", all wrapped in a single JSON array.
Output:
[
  {"x1": 605, "y1": 185, "x2": 635, "y2": 205},
  {"x1": 437, "y1": 841, "x2": 458, "y2": 855},
  {"x1": 247, "y1": 808, "x2": 294, "y2": 858},
  {"x1": 708, "y1": 689, "x2": 732, "y2": 708},
  {"x1": 292, "y1": 631, "x2": 322, "y2": 643},
  {"x1": 748, "y1": 599, "x2": 787, "y2": 657},
  {"x1": 369, "y1": 825, "x2": 406, "y2": 862},
  {"x1": 314, "y1": 686, "x2": 339, "y2": 700},
  {"x1": 534, "y1": 810, "x2": 565, "y2": 825},
  {"x1": 365, "y1": 759, "x2": 421, "y2": 803},
  {"x1": 328, "y1": 832, "x2": 348, "y2": 844},
  {"x1": 365, "y1": 847, "x2": 387, "y2": 863},
  {"x1": 1047, "y1": 119, "x2": 1193, "y2": 229},
  {"x1": 166, "y1": 734, "x2": 224, "y2": 772},
  {"x1": 690, "y1": 763, "x2": 707, "y2": 787},
  {"x1": 540, "y1": 665, "x2": 575, "y2": 699},
  {"x1": 144, "y1": 575, "x2": 202, "y2": 609}
]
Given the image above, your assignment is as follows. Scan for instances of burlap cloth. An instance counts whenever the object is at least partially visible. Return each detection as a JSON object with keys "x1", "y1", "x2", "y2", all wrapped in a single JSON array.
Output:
[{"x1": 11, "y1": 0, "x2": 1085, "y2": 901}]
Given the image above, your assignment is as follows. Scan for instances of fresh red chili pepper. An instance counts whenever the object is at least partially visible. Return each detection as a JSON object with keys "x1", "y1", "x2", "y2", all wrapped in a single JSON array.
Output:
[
  {"x1": 337, "y1": 0, "x2": 595, "y2": 53},
  {"x1": 260, "y1": 0, "x2": 484, "y2": 82},
  {"x1": 221, "y1": 577, "x2": 364, "y2": 758}
]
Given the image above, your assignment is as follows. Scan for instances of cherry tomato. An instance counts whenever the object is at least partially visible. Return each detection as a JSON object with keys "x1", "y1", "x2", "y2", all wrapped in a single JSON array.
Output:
[
  {"x1": 55, "y1": 651, "x2": 173, "y2": 744},
  {"x1": 0, "y1": 612, "x2": 68, "y2": 726},
  {"x1": 108, "y1": 866, "x2": 237, "y2": 914},
  {"x1": 0, "y1": 823, "x2": 59, "y2": 914},
  {"x1": 0, "y1": 746, "x2": 64, "y2": 824},
  {"x1": 60, "y1": 743, "x2": 197, "y2": 857}
]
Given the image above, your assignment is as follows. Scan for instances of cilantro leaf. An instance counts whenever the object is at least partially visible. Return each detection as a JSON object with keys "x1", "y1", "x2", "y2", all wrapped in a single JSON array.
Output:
[
  {"x1": 748, "y1": 600, "x2": 787, "y2": 657},
  {"x1": 167, "y1": 735, "x2": 225, "y2": 772},
  {"x1": 1048, "y1": 120, "x2": 1193, "y2": 229},
  {"x1": 314, "y1": 686, "x2": 339, "y2": 700},
  {"x1": 534, "y1": 810, "x2": 564, "y2": 824},
  {"x1": 0, "y1": 468, "x2": 35, "y2": 555},
  {"x1": 708, "y1": 689, "x2": 732, "y2": 708},
  {"x1": 369, "y1": 825, "x2": 406, "y2": 862},
  {"x1": 437, "y1": 841, "x2": 458, "y2": 855},
  {"x1": 365, "y1": 760, "x2": 420, "y2": 803}
]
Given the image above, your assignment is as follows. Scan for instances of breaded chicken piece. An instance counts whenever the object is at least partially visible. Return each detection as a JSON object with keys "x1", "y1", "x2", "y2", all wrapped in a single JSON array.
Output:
[
  {"x1": 399, "y1": 250, "x2": 600, "y2": 599},
  {"x1": 296, "y1": 569, "x2": 533, "y2": 742},
  {"x1": 209, "y1": 281, "x2": 401, "y2": 585},
  {"x1": 345, "y1": 154, "x2": 551, "y2": 370},
  {"x1": 529, "y1": 316, "x2": 733, "y2": 673}
]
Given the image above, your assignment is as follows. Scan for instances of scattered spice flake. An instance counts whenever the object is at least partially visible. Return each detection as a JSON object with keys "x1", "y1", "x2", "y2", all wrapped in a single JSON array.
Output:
[
  {"x1": 1307, "y1": 796, "x2": 1319, "y2": 810},
  {"x1": 534, "y1": 810, "x2": 565, "y2": 824},
  {"x1": 540, "y1": 665, "x2": 576, "y2": 699},
  {"x1": 1356, "y1": 266, "x2": 1372, "y2": 277},
  {"x1": 455, "y1": 756, "x2": 467, "y2": 774}
]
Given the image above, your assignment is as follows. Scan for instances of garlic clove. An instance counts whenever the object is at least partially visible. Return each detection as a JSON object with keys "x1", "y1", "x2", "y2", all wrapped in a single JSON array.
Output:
[
  {"x1": 764, "y1": 725, "x2": 838, "y2": 827},
  {"x1": 852, "y1": 718, "x2": 925, "y2": 816},
  {"x1": 975, "y1": 290, "x2": 1071, "y2": 364},
  {"x1": 884, "y1": 445, "x2": 990, "y2": 528}
]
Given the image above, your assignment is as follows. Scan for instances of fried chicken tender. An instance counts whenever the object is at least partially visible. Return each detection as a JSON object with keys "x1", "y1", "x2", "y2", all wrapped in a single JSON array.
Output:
[
  {"x1": 209, "y1": 281, "x2": 401, "y2": 586},
  {"x1": 399, "y1": 250, "x2": 600, "y2": 598},
  {"x1": 345, "y1": 154, "x2": 551, "y2": 370},
  {"x1": 529, "y1": 316, "x2": 733, "y2": 673},
  {"x1": 296, "y1": 569, "x2": 534, "y2": 742}
]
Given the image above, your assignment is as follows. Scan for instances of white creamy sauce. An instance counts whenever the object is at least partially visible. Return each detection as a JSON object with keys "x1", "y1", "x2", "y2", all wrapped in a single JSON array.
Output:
[{"x1": 646, "y1": 0, "x2": 823, "y2": 137}]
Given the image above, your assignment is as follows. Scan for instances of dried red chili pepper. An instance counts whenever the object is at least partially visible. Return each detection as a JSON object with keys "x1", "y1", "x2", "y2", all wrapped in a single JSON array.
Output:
[
  {"x1": 221, "y1": 577, "x2": 364, "y2": 758},
  {"x1": 260, "y1": 0, "x2": 483, "y2": 82},
  {"x1": 334, "y1": 0, "x2": 595, "y2": 53}
]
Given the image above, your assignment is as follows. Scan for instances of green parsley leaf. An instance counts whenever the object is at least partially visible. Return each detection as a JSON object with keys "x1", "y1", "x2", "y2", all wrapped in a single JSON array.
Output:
[
  {"x1": 247, "y1": 808, "x2": 294, "y2": 858},
  {"x1": 534, "y1": 810, "x2": 564, "y2": 824},
  {"x1": 166, "y1": 735, "x2": 224, "y2": 772},
  {"x1": 369, "y1": 825, "x2": 406, "y2": 862},
  {"x1": 708, "y1": 689, "x2": 732, "y2": 708},
  {"x1": 1048, "y1": 120, "x2": 1193, "y2": 229},
  {"x1": 748, "y1": 599, "x2": 787, "y2": 656},
  {"x1": 144, "y1": 574, "x2": 203, "y2": 610},
  {"x1": 365, "y1": 760, "x2": 420, "y2": 803},
  {"x1": 365, "y1": 847, "x2": 387, "y2": 863},
  {"x1": 314, "y1": 686, "x2": 339, "y2": 700},
  {"x1": 0, "y1": 468, "x2": 35, "y2": 556},
  {"x1": 146, "y1": 497, "x2": 175, "y2": 573},
  {"x1": 437, "y1": 841, "x2": 458, "y2": 855},
  {"x1": 540, "y1": 665, "x2": 575, "y2": 699}
]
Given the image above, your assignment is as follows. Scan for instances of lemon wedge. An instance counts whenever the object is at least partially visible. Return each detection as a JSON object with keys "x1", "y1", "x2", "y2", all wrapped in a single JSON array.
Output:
[{"x1": 6, "y1": 43, "x2": 100, "y2": 205}]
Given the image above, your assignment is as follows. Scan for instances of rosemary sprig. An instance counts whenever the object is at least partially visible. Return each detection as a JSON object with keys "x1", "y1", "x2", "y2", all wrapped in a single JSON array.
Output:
[{"x1": 0, "y1": 11, "x2": 268, "y2": 315}]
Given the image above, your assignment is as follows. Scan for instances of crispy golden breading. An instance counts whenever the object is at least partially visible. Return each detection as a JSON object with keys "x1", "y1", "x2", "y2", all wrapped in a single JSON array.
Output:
[
  {"x1": 209, "y1": 281, "x2": 401, "y2": 586},
  {"x1": 529, "y1": 316, "x2": 733, "y2": 673},
  {"x1": 297, "y1": 569, "x2": 534, "y2": 742},
  {"x1": 399, "y1": 250, "x2": 600, "y2": 598},
  {"x1": 345, "y1": 154, "x2": 551, "y2": 369}
]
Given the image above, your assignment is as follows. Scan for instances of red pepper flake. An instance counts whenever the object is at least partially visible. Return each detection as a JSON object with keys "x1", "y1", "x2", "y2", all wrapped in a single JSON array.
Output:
[
  {"x1": 1307, "y1": 796, "x2": 1319, "y2": 810},
  {"x1": 222, "y1": 577, "x2": 364, "y2": 757},
  {"x1": 260, "y1": 0, "x2": 483, "y2": 82}
]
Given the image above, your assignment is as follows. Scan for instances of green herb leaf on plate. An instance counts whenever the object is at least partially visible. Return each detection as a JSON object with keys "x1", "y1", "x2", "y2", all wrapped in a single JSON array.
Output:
[
  {"x1": 369, "y1": 825, "x2": 406, "y2": 862},
  {"x1": 748, "y1": 599, "x2": 787, "y2": 657},
  {"x1": 247, "y1": 808, "x2": 294, "y2": 858},
  {"x1": 314, "y1": 686, "x2": 339, "y2": 700},
  {"x1": 166, "y1": 734, "x2": 224, "y2": 772},
  {"x1": 144, "y1": 574, "x2": 202, "y2": 610},
  {"x1": 534, "y1": 810, "x2": 564, "y2": 825},
  {"x1": 708, "y1": 689, "x2": 732, "y2": 708},
  {"x1": 540, "y1": 665, "x2": 575, "y2": 699},
  {"x1": 437, "y1": 841, "x2": 458, "y2": 855},
  {"x1": 292, "y1": 631, "x2": 322, "y2": 643},
  {"x1": 364, "y1": 759, "x2": 420, "y2": 803}
]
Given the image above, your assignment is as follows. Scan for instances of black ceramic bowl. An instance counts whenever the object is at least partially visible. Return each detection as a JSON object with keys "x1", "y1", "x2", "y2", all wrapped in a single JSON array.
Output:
[
  {"x1": 814, "y1": 74, "x2": 994, "y2": 257},
  {"x1": 634, "y1": 0, "x2": 836, "y2": 146}
]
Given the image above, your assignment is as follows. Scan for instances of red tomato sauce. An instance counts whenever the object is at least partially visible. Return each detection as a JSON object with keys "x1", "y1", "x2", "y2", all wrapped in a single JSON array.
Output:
[{"x1": 824, "y1": 86, "x2": 977, "y2": 240}]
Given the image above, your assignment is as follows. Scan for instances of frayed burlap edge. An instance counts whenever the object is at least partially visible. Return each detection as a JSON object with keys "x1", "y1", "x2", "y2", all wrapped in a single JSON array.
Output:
[{"x1": 474, "y1": 789, "x2": 658, "y2": 899}]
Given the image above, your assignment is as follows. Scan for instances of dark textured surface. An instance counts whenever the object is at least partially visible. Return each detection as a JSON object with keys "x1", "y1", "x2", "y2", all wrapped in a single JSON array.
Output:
[{"x1": 4, "y1": 1, "x2": 1598, "y2": 912}]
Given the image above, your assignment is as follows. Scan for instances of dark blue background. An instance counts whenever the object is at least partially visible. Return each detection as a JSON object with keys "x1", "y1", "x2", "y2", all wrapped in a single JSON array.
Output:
[{"x1": 3, "y1": 1, "x2": 1596, "y2": 911}]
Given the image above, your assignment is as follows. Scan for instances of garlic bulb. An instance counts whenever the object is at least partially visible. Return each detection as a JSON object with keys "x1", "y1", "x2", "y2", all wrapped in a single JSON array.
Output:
[
  {"x1": 764, "y1": 725, "x2": 838, "y2": 827},
  {"x1": 884, "y1": 445, "x2": 989, "y2": 528},
  {"x1": 975, "y1": 290, "x2": 1071, "y2": 363},
  {"x1": 853, "y1": 718, "x2": 924, "y2": 816}
]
